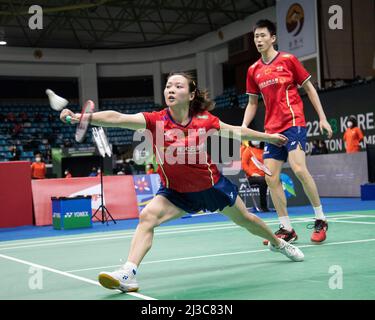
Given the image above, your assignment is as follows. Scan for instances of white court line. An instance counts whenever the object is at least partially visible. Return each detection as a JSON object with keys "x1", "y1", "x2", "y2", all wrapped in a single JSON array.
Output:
[
  {"x1": 0, "y1": 253, "x2": 156, "y2": 300},
  {"x1": 2, "y1": 212, "x2": 371, "y2": 249},
  {"x1": 0, "y1": 222, "x2": 234, "y2": 247},
  {"x1": 0, "y1": 215, "x2": 364, "y2": 252},
  {"x1": 337, "y1": 215, "x2": 375, "y2": 219},
  {"x1": 0, "y1": 216, "x2": 329, "y2": 252},
  {"x1": 330, "y1": 220, "x2": 375, "y2": 225},
  {"x1": 65, "y1": 237, "x2": 375, "y2": 273},
  {"x1": 1, "y1": 213, "x2": 368, "y2": 248},
  {"x1": 0, "y1": 225, "x2": 246, "y2": 252}
]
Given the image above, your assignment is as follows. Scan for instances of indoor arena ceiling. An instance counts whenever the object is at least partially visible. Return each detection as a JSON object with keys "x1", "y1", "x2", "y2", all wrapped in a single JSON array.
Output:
[{"x1": 0, "y1": 0, "x2": 275, "y2": 49}]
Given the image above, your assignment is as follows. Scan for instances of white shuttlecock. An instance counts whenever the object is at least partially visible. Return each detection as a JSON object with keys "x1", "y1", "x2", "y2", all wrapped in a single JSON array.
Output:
[{"x1": 46, "y1": 89, "x2": 69, "y2": 111}]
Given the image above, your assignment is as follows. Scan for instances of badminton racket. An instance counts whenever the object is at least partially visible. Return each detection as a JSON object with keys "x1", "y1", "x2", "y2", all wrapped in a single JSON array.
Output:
[
  {"x1": 249, "y1": 149, "x2": 272, "y2": 176},
  {"x1": 66, "y1": 100, "x2": 95, "y2": 143}
]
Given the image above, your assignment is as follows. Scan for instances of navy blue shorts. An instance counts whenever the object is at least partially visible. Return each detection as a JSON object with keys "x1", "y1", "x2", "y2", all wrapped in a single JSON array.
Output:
[
  {"x1": 156, "y1": 175, "x2": 238, "y2": 213},
  {"x1": 263, "y1": 126, "x2": 307, "y2": 162}
]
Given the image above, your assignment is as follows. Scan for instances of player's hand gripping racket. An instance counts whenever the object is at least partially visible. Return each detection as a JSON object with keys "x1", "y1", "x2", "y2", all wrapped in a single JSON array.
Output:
[
  {"x1": 249, "y1": 149, "x2": 272, "y2": 176},
  {"x1": 66, "y1": 100, "x2": 95, "y2": 143}
]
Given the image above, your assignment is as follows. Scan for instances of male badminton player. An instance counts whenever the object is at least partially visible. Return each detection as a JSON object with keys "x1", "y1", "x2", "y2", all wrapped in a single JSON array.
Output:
[
  {"x1": 242, "y1": 20, "x2": 333, "y2": 244},
  {"x1": 60, "y1": 72, "x2": 305, "y2": 293}
]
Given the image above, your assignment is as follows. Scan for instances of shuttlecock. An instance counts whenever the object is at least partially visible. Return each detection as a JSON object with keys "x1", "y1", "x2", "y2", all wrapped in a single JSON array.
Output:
[{"x1": 46, "y1": 89, "x2": 68, "y2": 111}]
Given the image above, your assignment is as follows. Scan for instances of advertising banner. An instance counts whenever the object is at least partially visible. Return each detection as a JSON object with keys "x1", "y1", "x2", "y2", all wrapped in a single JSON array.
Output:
[
  {"x1": 276, "y1": 0, "x2": 317, "y2": 58},
  {"x1": 133, "y1": 174, "x2": 161, "y2": 213},
  {"x1": 0, "y1": 161, "x2": 33, "y2": 228},
  {"x1": 32, "y1": 175, "x2": 139, "y2": 226}
]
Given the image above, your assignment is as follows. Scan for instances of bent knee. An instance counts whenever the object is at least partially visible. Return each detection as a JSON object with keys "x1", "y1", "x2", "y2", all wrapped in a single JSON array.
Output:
[
  {"x1": 265, "y1": 175, "x2": 280, "y2": 188},
  {"x1": 139, "y1": 208, "x2": 159, "y2": 228},
  {"x1": 293, "y1": 166, "x2": 310, "y2": 181}
]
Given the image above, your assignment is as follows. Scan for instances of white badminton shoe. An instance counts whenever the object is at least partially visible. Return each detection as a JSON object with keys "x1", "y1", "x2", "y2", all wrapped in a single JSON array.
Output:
[
  {"x1": 269, "y1": 238, "x2": 304, "y2": 262},
  {"x1": 98, "y1": 268, "x2": 139, "y2": 292}
]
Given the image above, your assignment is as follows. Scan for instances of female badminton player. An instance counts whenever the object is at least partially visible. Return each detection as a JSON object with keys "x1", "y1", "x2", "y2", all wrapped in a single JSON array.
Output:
[
  {"x1": 60, "y1": 72, "x2": 304, "y2": 293},
  {"x1": 242, "y1": 20, "x2": 333, "y2": 245}
]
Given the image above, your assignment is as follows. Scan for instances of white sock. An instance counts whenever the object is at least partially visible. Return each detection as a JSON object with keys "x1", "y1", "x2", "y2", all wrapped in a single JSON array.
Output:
[
  {"x1": 313, "y1": 205, "x2": 326, "y2": 221},
  {"x1": 279, "y1": 216, "x2": 293, "y2": 231},
  {"x1": 123, "y1": 261, "x2": 138, "y2": 276}
]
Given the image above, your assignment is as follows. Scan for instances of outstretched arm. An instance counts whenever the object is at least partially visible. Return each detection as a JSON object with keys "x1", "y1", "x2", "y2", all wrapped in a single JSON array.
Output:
[
  {"x1": 303, "y1": 80, "x2": 333, "y2": 138},
  {"x1": 219, "y1": 121, "x2": 288, "y2": 147},
  {"x1": 60, "y1": 109, "x2": 146, "y2": 130}
]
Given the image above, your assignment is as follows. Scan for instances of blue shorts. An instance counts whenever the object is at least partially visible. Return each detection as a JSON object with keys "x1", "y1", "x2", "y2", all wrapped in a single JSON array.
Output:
[
  {"x1": 156, "y1": 175, "x2": 238, "y2": 213},
  {"x1": 263, "y1": 126, "x2": 307, "y2": 162}
]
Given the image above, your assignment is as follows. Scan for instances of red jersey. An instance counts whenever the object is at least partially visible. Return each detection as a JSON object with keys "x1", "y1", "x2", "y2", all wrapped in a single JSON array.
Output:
[
  {"x1": 246, "y1": 52, "x2": 311, "y2": 134},
  {"x1": 142, "y1": 108, "x2": 221, "y2": 193}
]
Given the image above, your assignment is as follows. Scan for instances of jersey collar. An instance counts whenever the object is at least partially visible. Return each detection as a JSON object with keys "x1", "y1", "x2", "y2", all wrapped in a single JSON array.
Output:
[
  {"x1": 167, "y1": 108, "x2": 192, "y2": 128},
  {"x1": 261, "y1": 51, "x2": 280, "y2": 65}
]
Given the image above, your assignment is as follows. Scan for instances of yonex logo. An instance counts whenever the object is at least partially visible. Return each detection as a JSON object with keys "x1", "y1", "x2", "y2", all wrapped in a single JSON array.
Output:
[
  {"x1": 65, "y1": 211, "x2": 89, "y2": 218},
  {"x1": 123, "y1": 275, "x2": 128, "y2": 280}
]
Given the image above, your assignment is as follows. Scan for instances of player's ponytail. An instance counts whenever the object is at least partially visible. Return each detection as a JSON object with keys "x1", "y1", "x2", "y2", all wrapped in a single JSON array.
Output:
[{"x1": 167, "y1": 72, "x2": 215, "y2": 115}]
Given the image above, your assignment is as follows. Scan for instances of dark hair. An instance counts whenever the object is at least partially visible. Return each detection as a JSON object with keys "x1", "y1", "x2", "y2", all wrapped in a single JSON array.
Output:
[
  {"x1": 348, "y1": 115, "x2": 358, "y2": 127},
  {"x1": 253, "y1": 19, "x2": 277, "y2": 36},
  {"x1": 166, "y1": 71, "x2": 215, "y2": 115}
]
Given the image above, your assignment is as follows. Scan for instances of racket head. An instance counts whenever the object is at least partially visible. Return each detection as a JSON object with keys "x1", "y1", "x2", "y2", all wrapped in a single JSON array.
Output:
[
  {"x1": 75, "y1": 100, "x2": 95, "y2": 143},
  {"x1": 251, "y1": 155, "x2": 272, "y2": 176},
  {"x1": 92, "y1": 127, "x2": 106, "y2": 157}
]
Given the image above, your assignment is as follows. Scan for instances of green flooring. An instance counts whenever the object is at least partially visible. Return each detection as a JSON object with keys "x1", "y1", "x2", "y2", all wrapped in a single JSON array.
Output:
[{"x1": 1, "y1": 211, "x2": 375, "y2": 300}]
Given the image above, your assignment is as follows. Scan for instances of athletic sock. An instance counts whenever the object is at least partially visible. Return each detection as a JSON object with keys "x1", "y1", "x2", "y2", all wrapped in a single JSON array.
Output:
[
  {"x1": 279, "y1": 216, "x2": 293, "y2": 231},
  {"x1": 313, "y1": 205, "x2": 326, "y2": 221},
  {"x1": 123, "y1": 261, "x2": 138, "y2": 277}
]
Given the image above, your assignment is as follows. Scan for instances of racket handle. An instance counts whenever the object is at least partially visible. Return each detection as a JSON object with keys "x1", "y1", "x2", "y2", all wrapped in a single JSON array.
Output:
[{"x1": 66, "y1": 115, "x2": 72, "y2": 124}]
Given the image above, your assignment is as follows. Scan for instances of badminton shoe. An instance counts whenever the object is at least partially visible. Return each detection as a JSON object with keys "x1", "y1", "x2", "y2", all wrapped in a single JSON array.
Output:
[
  {"x1": 269, "y1": 238, "x2": 304, "y2": 262},
  {"x1": 263, "y1": 226, "x2": 298, "y2": 245},
  {"x1": 310, "y1": 219, "x2": 328, "y2": 243},
  {"x1": 98, "y1": 268, "x2": 139, "y2": 292}
]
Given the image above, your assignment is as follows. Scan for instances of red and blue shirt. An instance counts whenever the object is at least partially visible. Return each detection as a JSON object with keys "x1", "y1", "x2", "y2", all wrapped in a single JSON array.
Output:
[
  {"x1": 246, "y1": 52, "x2": 311, "y2": 134},
  {"x1": 142, "y1": 108, "x2": 222, "y2": 193}
]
